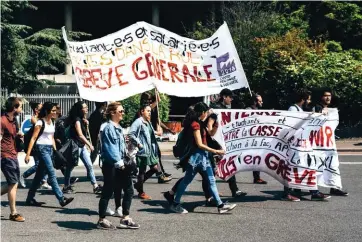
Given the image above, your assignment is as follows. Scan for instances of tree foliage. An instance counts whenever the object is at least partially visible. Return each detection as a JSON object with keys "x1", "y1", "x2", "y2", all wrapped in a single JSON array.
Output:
[
  {"x1": 1, "y1": 0, "x2": 90, "y2": 93},
  {"x1": 186, "y1": 1, "x2": 362, "y2": 126},
  {"x1": 120, "y1": 92, "x2": 170, "y2": 128}
]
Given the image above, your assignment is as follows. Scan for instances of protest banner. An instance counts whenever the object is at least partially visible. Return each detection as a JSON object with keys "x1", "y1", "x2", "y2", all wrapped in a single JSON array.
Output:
[
  {"x1": 213, "y1": 109, "x2": 342, "y2": 190},
  {"x1": 62, "y1": 22, "x2": 249, "y2": 101}
]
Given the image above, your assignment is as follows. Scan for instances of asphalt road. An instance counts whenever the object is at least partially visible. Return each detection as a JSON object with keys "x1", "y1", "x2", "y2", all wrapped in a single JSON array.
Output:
[{"x1": 1, "y1": 154, "x2": 362, "y2": 242}]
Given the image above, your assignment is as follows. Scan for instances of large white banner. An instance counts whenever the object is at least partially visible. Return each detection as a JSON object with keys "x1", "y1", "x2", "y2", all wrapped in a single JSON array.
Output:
[
  {"x1": 213, "y1": 109, "x2": 342, "y2": 190},
  {"x1": 62, "y1": 22, "x2": 249, "y2": 101}
]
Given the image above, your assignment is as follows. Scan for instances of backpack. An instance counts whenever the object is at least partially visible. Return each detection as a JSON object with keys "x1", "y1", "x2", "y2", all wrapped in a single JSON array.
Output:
[
  {"x1": 24, "y1": 119, "x2": 45, "y2": 156},
  {"x1": 172, "y1": 128, "x2": 194, "y2": 160}
]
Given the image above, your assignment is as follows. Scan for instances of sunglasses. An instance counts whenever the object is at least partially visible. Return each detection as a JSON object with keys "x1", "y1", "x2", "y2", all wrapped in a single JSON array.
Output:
[{"x1": 118, "y1": 110, "x2": 125, "y2": 114}]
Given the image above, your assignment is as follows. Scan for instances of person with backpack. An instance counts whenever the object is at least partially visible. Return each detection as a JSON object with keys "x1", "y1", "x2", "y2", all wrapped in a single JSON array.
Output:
[
  {"x1": 24, "y1": 102, "x2": 74, "y2": 207},
  {"x1": 97, "y1": 102, "x2": 140, "y2": 229},
  {"x1": 53, "y1": 103, "x2": 78, "y2": 186},
  {"x1": 20, "y1": 102, "x2": 51, "y2": 190},
  {"x1": 1, "y1": 97, "x2": 25, "y2": 222},
  {"x1": 129, "y1": 104, "x2": 162, "y2": 200},
  {"x1": 89, "y1": 102, "x2": 107, "y2": 164},
  {"x1": 168, "y1": 102, "x2": 237, "y2": 214},
  {"x1": 164, "y1": 105, "x2": 217, "y2": 206},
  {"x1": 63, "y1": 101, "x2": 102, "y2": 194}
]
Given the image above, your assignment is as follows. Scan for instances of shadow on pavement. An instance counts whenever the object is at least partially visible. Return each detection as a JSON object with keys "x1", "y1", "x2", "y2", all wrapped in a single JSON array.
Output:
[
  {"x1": 55, "y1": 208, "x2": 98, "y2": 216},
  {"x1": 52, "y1": 221, "x2": 97, "y2": 230},
  {"x1": 354, "y1": 142, "x2": 362, "y2": 146},
  {"x1": 6, "y1": 200, "x2": 63, "y2": 209}
]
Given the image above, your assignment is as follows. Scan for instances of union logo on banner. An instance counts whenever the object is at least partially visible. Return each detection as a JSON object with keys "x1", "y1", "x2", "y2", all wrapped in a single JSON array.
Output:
[{"x1": 216, "y1": 52, "x2": 237, "y2": 76}]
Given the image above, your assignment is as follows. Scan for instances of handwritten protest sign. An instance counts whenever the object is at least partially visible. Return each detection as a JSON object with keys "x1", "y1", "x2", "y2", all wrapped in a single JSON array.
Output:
[
  {"x1": 213, "y1": 109, "x2": 342, "y2": 190},
  {"x1": 62, "y1": 22, "x2": 249, "y2": 101}
]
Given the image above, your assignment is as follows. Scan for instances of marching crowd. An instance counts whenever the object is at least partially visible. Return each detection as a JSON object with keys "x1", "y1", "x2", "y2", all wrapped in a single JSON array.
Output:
[{"x1": 1, "y1": 87, "x2": 348, "y2": 229}]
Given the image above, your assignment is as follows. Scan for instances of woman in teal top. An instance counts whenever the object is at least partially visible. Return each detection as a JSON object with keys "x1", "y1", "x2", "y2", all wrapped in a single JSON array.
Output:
[{"x1": 129, "y1": 104, "x2": 160, "y2": 200}]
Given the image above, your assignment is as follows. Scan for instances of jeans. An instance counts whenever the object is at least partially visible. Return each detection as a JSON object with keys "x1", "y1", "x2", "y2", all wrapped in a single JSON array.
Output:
[
  {"x1": 64, "y1": 146, "x2": 97, "y2": 187},
  {"x1": 135, "y1": 164, "x2": 158, "y2": 193},
  {"x1": 26, "y1": 145, "x2": 63, "y2": 203},
  {"x1": 172, "y1": 171, "x2": 211, "y2": 199},
  {"x1": 174, "y1": 164, "x2": 222, "y2": 206},
  {"x1": 23, "y1": 154, "x2": 48, "y2": 182},
  {"x1": 99, "y1": 162, "x2": 134, "y2": 218}
]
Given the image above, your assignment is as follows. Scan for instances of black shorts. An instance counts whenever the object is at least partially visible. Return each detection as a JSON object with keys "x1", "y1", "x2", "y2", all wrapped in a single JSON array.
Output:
[{"x1": 1, "y1": 157, "x2": 20, "y2": 185}]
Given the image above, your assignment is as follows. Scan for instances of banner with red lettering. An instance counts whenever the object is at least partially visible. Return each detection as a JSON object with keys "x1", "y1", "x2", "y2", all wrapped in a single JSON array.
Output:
[
  {"x1": 62, "y1": 22, "x2": 249, "y2": 101},
  {"x1": 213, "y1": 109, "x2": 342, "y2": 190}
]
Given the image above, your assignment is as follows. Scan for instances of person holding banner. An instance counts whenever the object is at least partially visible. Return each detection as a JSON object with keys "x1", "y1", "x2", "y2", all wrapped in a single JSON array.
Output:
[
  {"x1": 137, "y1": 92, "x2": 172, "y2": 183},
  {"x1": 170, "y1": 102, "x2": 236, "y2": 214},
  {"x1": 286, "y1": 88, "x2": 330, "y2": 201},
  {"x1": 246, "y1": 93, "x2": 268, "y2": 185},
  {"x1": 130, "y1": 104, "x2": 162, "y2": 200},
  {"x1": 63, "y1": 101, "x2": 102, "y2": 194},
  {"x1": 313, "y1": 88, "x2": 348, "y2": 196},
  {"x1": 20, "y1": 102, "x2": 52, "y2": 190},
  {"x1": 210, "y1": 88, "x2": 247, "y2": 197}
]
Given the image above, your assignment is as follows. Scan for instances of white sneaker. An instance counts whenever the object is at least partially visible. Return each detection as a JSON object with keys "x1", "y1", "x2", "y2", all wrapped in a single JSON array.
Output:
[
  {"x1": 218, "y1": 203, "x2": 237, "y2": 214},
  {"x1": 41, "y1": 183, "x2": 52, "y2": 190},
  {"x1": 113, "y1": 207, "x2": 123, "y2": 217},
  {"x1": 105, "y1": 207, "x2": 115, "y2": 216},
  {"x1": 170, "y1": 204, "x2": 188, "y2": 214},
  {"x1": 19, "y1": 174, "x2": 26, "y2": 188}
]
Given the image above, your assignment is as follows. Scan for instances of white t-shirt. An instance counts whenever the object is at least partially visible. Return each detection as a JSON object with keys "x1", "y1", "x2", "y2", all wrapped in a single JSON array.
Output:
[
  {"x1": 35, "y1": 119, "x2": 55, "y2": 145},
  {"x1": 288, "y1": 105, "x2": 303, "y2": 112}
]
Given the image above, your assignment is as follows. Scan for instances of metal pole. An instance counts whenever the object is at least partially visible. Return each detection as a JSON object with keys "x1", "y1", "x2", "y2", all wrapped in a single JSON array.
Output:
[{"x1": 65, "y1": 3, "x2": 73, "y2": 75}]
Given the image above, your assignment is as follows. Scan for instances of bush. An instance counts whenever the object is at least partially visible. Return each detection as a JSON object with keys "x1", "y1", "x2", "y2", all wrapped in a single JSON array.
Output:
[{"x1": 119, "y1": 91, "x2": 170, "y2": 128}]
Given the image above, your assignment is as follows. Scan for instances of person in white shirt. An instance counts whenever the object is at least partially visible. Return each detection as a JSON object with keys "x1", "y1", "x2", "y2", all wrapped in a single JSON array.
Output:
[
  {"x1": 25, "y1": 102, "x2": 74, "y2": 207},
  {"x1": 285, "y1": 88, "x2": 330, "y2": 202}
]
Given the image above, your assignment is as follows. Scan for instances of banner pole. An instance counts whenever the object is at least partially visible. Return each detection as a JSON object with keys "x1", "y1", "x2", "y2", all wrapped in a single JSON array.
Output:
[{"x1": 154, "y1": 88, "x2": 161, "y2": 130}]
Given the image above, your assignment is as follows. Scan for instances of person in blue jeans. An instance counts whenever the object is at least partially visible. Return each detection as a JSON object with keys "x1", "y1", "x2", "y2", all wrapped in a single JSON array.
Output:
[
  {"x1": 63, "y1": 101, "x2": 102, "y2": 194},
  {"x1": 24, "y1": 102, "x2": 74, "y2": 207},
  {"x1": 170, "y1": 102, "x2": 237, "y2": 214},
  {"x1": 20, "y1": 102, "x2": 51, "y2": 189}
]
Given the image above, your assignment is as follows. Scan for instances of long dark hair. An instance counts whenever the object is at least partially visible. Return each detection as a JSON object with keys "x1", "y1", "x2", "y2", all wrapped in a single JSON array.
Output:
[
  {"x1": 66, "y1": 101, "x2": 86, "y2": 126},
  {"x1": 38, "y1": 102, "x2": 56, "y2": 119},
  {"x1": 183, "y1": 102, "x2": 209, "y2": 128}
]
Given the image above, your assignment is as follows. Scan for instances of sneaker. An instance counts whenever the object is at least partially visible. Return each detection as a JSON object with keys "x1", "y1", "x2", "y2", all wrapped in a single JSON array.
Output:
[
  {"x1": 41, "y1": 183, "x2": 52, "y2": 190},
  {"x1": 138, "y1": 192, "x2": 152, "y2": 200},
  {"x1": 19, "y1": 174, "x2": 26, "y2": 188},
  {"x1": 158, "y1": 174, "x2": 172, "y2": 184},
  {"x1": 97, "y1": 219, "x2": 116, "y2": 230},
  {"x1": 311, "y1": 192, "x2": 330, "y2": 201},
  {"x1": 70, "y1": 177, "x2": 79, "y2": 186},
  {"x1": 218, "y1": 203, "x2": 237, "y2": 214},
  {"x1": 170, "y1": 204, "x2": 188, "y2": 214},
  {"x1": 232, "y1": 190, "x2": 247, "y2": 198},
  {"x1": 93, "y1": 185, "x2": 102, "y2": 194},
  {"x1": 163, "y1": 191, "x2": 174, "y2": 205},
  {"x1": 105, "y1": 207, "x2": 115, "y2": 216},
  {"x1": 63, "y1": 186, "x2": 76, "y2": 194},
  {"x1": 60, "y1": 197, "x2": 74, "y2": 207},
  {"x1": 253, "y1": 179, "x2": 268, "y2": 184},
  {"x1": 9, "y1": 213, "x2": 25, "y2": 222},
  {"x1": 281, "y1": 194, "x2": 300, "y2": 202},
  {"x1": 330, "y1": 188, "x2": 349, "y2": 196},
  {"x1": 118, "y1": 217, "x2": 140, "y2": 229},
  {"x1": 113, "y1": 207, "x2": 123, "y2": 217},
  {"x1": 25, "y1": 198, "x2": 45, "y2": 207}
]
